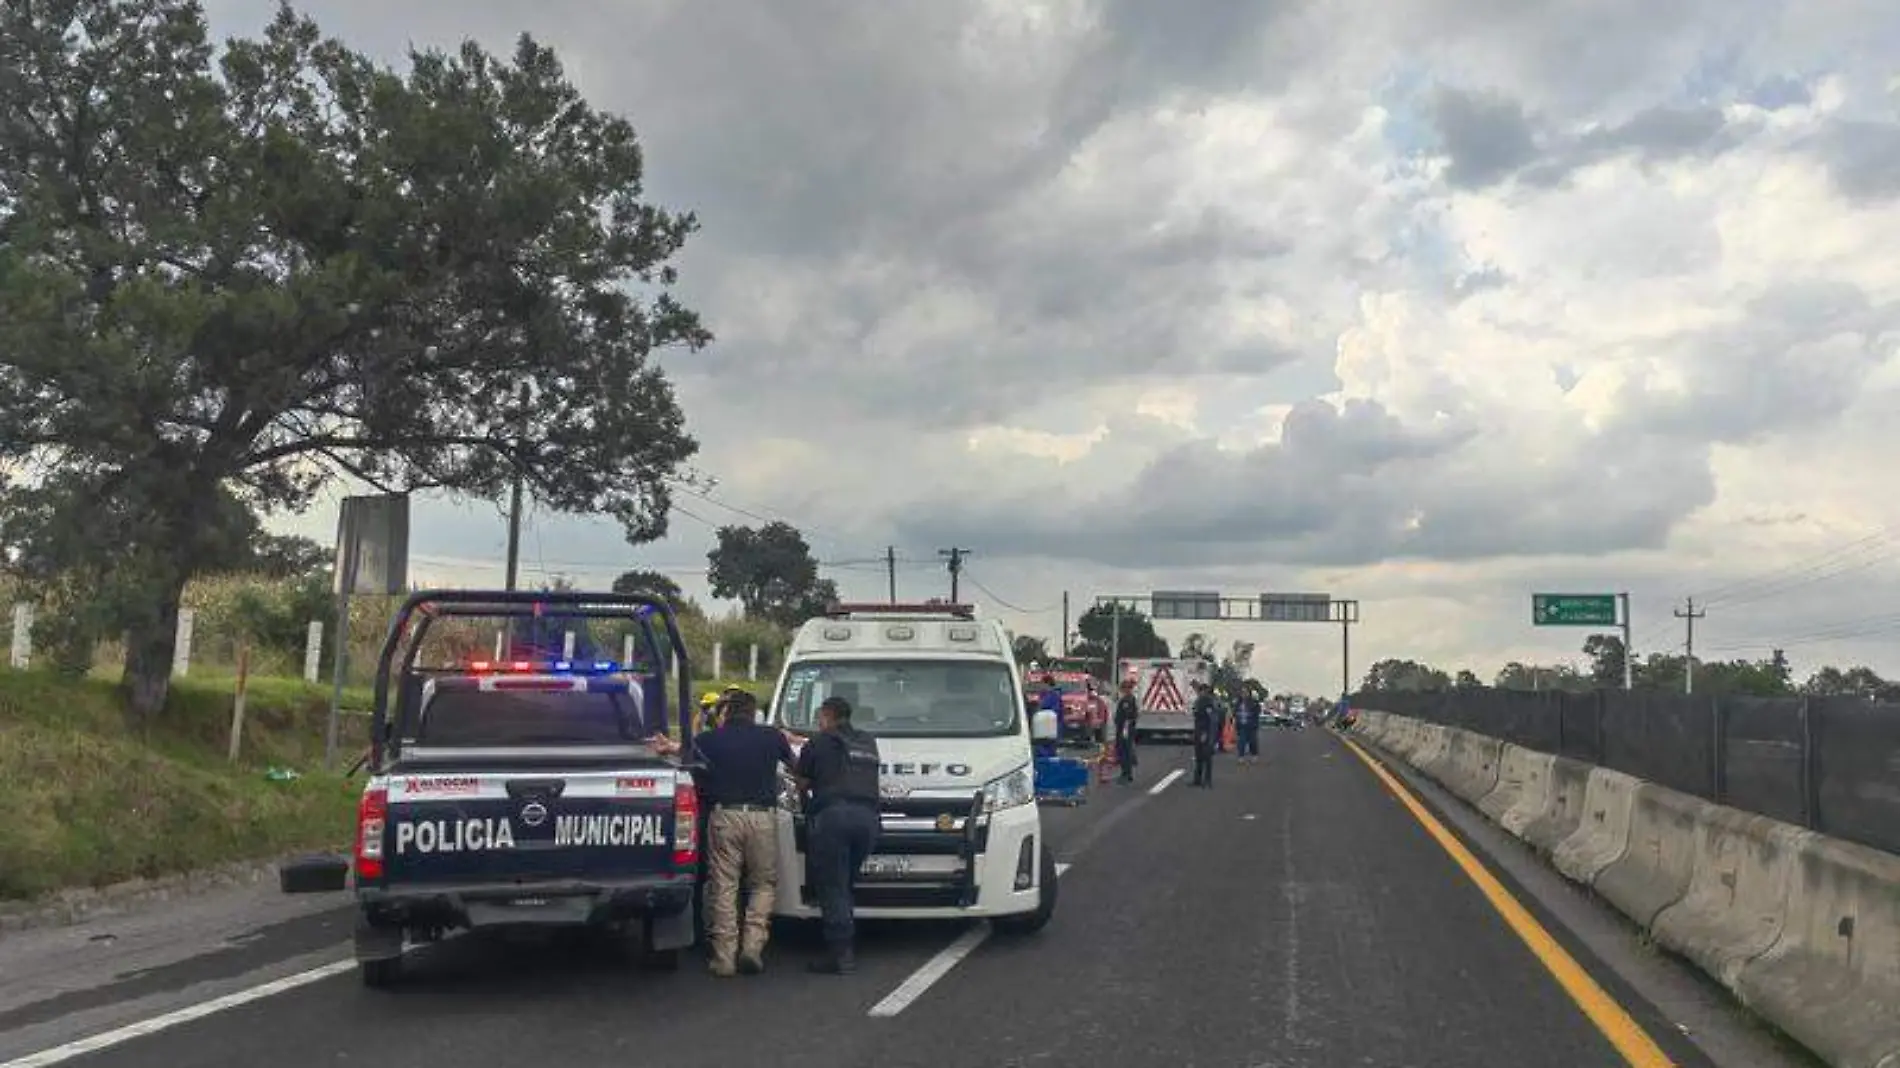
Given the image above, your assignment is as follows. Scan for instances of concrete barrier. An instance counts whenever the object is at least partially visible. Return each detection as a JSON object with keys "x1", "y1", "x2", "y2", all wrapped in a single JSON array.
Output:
[
  {"x1": 1589, "y1": 782, "x2": 1703, "y2": 930},
  {"x1": 1480, "y1": 744, "x2": 1555, "y2": 836},
  {"x1": 1413, "y1": 723, "x2": 1452, "y2": 779},
  {"x1": 1736, "y1": 836, "x2": 1900, "y2": 1068},
  {"x1": 1522, "y1": 756, "x2": 1592, "y2": 855},
  {"x1": 1652, "y1": 805, "x2": 1811, "y2": 989},
  {"x1": 1357, "y1": 709, "x2": 1900, "y2": 1068},
  {"x1": 1552, "y1": 766, "x2": 1642, "y2": 885},
  {"x1": 1435, "y1": 729, "x2": 1503, "y2": 804}
]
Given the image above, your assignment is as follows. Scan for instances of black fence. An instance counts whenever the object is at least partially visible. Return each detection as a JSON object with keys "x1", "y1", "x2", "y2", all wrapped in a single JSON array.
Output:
[{"x1": 1353, "y1": 688, "x2": 1900, "y2": 857}]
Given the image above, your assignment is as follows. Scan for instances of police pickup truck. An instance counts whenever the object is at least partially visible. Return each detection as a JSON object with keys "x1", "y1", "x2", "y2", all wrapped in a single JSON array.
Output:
[{"x1": 280, "y1": 590, "x2": 701, "y2": 988}]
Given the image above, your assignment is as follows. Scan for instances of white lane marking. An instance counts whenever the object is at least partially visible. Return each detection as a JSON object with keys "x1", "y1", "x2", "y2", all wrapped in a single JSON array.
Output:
[
  {"x1": 0, "y1": 960, "x2": 355, "y2": 1068},
  {"x1": 1148, "y1": 769, "x2": 1185, "y2": 795},
  {"x1": 867, "y1": 862, "x2": 1072, "y2": 1018},
  {"x1": 867, "y1": 924, "x2": 991, "y2": 1018}
]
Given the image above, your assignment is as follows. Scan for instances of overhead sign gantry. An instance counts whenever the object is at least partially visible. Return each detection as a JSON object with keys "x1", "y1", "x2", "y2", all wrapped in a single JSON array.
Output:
[{"x1": 1095, "y1": 592, "x2": 1361, "y2": 695}]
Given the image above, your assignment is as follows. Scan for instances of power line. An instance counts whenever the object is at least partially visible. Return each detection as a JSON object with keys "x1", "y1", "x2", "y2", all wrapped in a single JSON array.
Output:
[{"x1": 961, "y1": 570, "x2": 1060, "y2": 615}]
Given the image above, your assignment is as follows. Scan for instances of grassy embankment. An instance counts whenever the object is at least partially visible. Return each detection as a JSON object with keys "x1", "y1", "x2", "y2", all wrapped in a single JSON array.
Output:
[{"x1": 0, "y1": 669, "x2": 771, "y2": 902}]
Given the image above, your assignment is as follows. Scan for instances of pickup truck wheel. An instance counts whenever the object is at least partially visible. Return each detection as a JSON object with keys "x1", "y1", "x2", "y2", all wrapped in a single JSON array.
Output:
[
  {"x1": 359, "y1": 956, "x2": 401, "y2": 989},
  {"x1": 992, "y1": 846, "x2": 1058, "y2": 937}
]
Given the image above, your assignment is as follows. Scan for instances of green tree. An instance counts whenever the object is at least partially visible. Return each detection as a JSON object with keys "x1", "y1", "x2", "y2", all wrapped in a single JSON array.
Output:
[
  {"x1": 1494, "y1": 661, "x2": 1589, "y2": 691},
  {"x1": 1360, "y1": 657, "x2": 1450, "y2": 692},
  {"x1": 1068, "y1": 603, "x2": 1170, "y2": 664},
  {"x1": 0, "y1": 2, "x2": 707, "y2": 718},
  {"x1": 705, "y1": 521, "x2": 837, "y2": 628},
  {"x1": 612, "y1": 568, "x2": 686, "y2": 605},
  {"x1": 1582, "y1": 634, "x2": 1627, "y2": 688},
  {"x1": 247, "y1": 532, "x2": 329, "y2": 578},
  {"x1": 1011, "y1": 634, "x2": 1050, "y2": 666},
  {"x1": 1801, "y1": 665, "x2": 1898, "y2": 700}
]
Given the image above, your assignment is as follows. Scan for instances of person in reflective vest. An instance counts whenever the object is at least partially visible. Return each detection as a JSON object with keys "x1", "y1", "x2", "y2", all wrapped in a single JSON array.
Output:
[{"x1": 793, "y1": 695, "x2": 881, "y2": 974}]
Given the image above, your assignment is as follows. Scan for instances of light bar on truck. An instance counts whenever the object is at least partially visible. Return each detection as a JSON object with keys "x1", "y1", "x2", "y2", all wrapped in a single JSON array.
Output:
[
  {"x1": 434, "y1": 675, "x2": 637, "y2": 694},
  {"x1": 824, "y1": 602, "x2": 976, "y2": 620},
  {"x1": 465, "y1": 659, "x2": 624, "y2": 674}
]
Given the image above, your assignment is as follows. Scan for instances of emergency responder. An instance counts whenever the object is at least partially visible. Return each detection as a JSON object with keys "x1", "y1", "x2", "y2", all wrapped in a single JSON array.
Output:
[
  {"x1": 793, "y1": 695, "x2": 880, "y2": 974},
  {"x1": 1036, "y1": 674, "x2": 1064, "y2": 752},
  {"x1": 698, "y1": 690, "x2": 722, "y2": 732},
  {"x1": 1190, "y1": 680, "x2": 1220, "y2": 787},
  {"x1": 1112, "y1": 677, "x2": 1139, "y2": 784},
  {"x1": 692, "y1": 690, "x2": 796, "y2": 977},
  {"x1": 1235, "y1": 688, "x2": 1263, "y2": 764}
]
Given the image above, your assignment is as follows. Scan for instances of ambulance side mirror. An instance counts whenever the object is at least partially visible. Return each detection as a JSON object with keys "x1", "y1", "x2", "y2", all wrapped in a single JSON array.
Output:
[{"x1": 1031, "y1": 709, "x2": 1059, "y2": 742}]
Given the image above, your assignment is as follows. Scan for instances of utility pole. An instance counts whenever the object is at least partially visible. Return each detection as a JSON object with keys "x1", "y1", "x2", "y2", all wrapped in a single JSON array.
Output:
[
  {"x1": 938, "y1": 547, "x2": 968, "y2": 602},
  {"x1": 1619, "y1": 592, "x2": 1634, "y2": 690},
  {"x1": 1674, "y1": 597, "x2": 1706, "y2": 694},
  {"x1": 1060, "y1": 592, "x2": 1069, "y2": 656},
  {"x1": 503, "y1": 381, "x2": 530, "y2": 591},
  {"x1": 885, "y1": 546, "x2": 898, "y2": 603}
]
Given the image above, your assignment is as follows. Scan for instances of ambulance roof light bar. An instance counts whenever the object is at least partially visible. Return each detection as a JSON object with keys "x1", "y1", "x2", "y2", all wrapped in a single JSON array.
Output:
[{"x1": 824, "y1": 602, "x2": 976, "y2": 620}]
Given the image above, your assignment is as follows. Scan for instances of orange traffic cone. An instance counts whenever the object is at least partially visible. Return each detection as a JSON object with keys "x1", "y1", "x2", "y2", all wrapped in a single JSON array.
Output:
[{"x1": 1221, "y1": 718, "x2": 1237, "y2": 751}]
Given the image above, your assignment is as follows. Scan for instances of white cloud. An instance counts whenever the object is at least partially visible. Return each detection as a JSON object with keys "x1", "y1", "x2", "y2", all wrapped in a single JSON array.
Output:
[{"x1": 243, "y1": 0, "x2": 1900, "y2": 694}]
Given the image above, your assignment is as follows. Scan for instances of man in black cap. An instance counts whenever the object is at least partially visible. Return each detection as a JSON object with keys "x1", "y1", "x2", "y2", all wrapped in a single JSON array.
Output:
[
  {"x1": 793, "y1": 695, "x2": 881, "y2": 974},
  {"x1": 1190, "y1": 680, "x2": 1220, "y2": 788}
]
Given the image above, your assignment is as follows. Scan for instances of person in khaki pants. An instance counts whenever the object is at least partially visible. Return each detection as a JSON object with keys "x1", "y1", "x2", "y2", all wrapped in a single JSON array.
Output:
[{"x1": 691, "y1": 690, "x2": 796, "y2": 976}]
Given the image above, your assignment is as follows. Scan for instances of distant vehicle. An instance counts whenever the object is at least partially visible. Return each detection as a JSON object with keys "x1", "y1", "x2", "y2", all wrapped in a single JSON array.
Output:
[
  {"x1": 1118, "y1": 657, "x2": 1211, "y2": 741},
  {"x1": 766, "y1": 602, "x2": 1059, "y2": 935},
  {"x1": 279, "y1": 590, "x2": 700, "y2": 988},
  {"x1": 1021, "y1": 663, "x2": 1110, "y2": 743}
]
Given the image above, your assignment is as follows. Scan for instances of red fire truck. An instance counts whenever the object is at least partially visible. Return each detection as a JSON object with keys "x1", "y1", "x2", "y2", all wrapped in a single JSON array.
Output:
[{"x1": 1021, "y1": 660, "x2": 1110, "y2": 743}]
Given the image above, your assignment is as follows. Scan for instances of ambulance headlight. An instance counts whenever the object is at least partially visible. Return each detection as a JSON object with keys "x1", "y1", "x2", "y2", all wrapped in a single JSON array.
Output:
[{"x1": 982, "y1": 763, "x2": 1035, "y2": 813}]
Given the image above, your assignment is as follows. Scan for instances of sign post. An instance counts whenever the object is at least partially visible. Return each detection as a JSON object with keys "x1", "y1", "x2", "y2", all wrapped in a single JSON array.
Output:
[
  {"x1": 327, "y1": 494, "x2": 411, "y2": 768},
  {"x1": 1531, "y1": 592, "x2": 1632, "y2": 689}
]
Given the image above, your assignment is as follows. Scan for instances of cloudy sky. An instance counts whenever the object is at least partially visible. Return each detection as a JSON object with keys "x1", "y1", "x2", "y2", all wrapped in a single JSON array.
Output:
[{"x1": 216, "y1": 0, "x2": 1900, "y2": 694}]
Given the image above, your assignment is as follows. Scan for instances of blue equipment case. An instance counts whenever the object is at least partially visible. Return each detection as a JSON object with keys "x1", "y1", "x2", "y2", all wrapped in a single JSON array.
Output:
[{"x1": 1034, "y1": 753, "x2": 1090, "y2": 805}]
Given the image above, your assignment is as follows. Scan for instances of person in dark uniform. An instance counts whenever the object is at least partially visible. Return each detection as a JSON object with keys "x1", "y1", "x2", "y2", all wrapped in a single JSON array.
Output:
[
  {"x1": 1234, "y1": 689, "x2": 1263, "y2": 765},
  {"x1": 1112, "y1": 677, "x2": 1139, "y2": 784},
  {"x1": 1190, "y1": 681, "x2": 1219, "y2": 788},
  {"x1": 692, "y1": 690, "x2": 795, "y2": 977},
  {"x1": 793, "y1": 695, "x2": 881, "y2": 974}
]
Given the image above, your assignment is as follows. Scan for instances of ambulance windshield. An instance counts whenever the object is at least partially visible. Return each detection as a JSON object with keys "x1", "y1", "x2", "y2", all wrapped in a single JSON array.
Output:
[{"x1": 774, "y1": 660, "x2": 1021, "y2": 738}]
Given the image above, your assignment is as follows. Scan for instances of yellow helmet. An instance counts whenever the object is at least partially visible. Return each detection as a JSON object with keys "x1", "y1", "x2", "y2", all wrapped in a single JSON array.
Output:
[{"x1": 700, "y1": 691, "x2": 720, "y2": 707}]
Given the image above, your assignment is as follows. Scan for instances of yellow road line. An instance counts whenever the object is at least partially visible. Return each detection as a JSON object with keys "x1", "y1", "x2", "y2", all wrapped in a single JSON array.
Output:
[{"x1": 1340, "y1": 736, "x2": 1675, "y2": 1068}]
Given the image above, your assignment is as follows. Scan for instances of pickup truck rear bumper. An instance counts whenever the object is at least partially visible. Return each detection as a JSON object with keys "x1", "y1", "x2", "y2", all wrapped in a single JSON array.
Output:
[{"x1": 359, "y1": 874, "x2": 694, "y2": 932}]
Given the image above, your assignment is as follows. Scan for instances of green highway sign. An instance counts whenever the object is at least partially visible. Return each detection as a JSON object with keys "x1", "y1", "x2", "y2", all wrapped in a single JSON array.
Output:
[{"x1": 1532, "y1": 594, "x2": 1618, "y2": 626}]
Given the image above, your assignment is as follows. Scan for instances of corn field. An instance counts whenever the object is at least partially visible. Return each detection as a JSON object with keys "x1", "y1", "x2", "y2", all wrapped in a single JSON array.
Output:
[{"x1": 0, "y1": 572, "x2": 791, "y2": 686}]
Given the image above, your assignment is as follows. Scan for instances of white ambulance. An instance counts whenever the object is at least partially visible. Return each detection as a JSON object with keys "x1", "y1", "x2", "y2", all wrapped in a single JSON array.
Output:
[
  {"x1": 766, "y1": 603, "x2": 1058, "y2": 934},
  {"x1": 1120, "y1": 657, "x2": 1211, "y2": 740}
]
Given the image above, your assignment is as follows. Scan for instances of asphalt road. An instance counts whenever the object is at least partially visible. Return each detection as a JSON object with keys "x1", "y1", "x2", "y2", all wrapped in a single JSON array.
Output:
[{"x1": 0, "y1": 728, "x2": 1823, "y2": 1068}]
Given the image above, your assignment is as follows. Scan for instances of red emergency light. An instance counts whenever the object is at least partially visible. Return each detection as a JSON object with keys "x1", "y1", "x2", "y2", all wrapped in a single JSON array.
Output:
[{"x1": 465, "y1": 659, "x2": 622, "y2": 674}]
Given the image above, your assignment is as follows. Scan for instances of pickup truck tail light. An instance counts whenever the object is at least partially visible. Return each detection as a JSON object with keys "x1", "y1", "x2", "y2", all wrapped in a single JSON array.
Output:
[
  {"x1": 355, "y1": 787, "x2": 389, "y2": 881},
  {"x1": 672, "y1": 781, "x2": 699, "y2": 868}
]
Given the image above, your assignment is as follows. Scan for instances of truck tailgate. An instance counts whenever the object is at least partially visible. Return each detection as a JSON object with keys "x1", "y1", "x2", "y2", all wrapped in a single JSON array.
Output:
[{"x1": 380, "y1": 769, "x2": 683, "y2": 886}]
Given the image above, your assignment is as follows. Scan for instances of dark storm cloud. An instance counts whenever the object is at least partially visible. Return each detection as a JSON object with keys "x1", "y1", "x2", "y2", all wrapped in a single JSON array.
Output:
[
  {"x1": 1431, "y1": 85, "x2": 1746, "y2": 190},
  {"x1": 894, "y1": 397, "x2": 1716, "y2": 568},
  {"x1": 1808, "y1": 120, "x2": 1900, "y2": 202},
  {"x1": 1612, "y1": 282, "x2": 1897, "y2": 444}
]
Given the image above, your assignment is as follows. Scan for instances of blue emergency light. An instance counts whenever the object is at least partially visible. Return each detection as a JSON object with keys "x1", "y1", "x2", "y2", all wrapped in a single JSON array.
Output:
[{"x1": 466, "y1": 659, "x2": 623, "y2": 674}]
